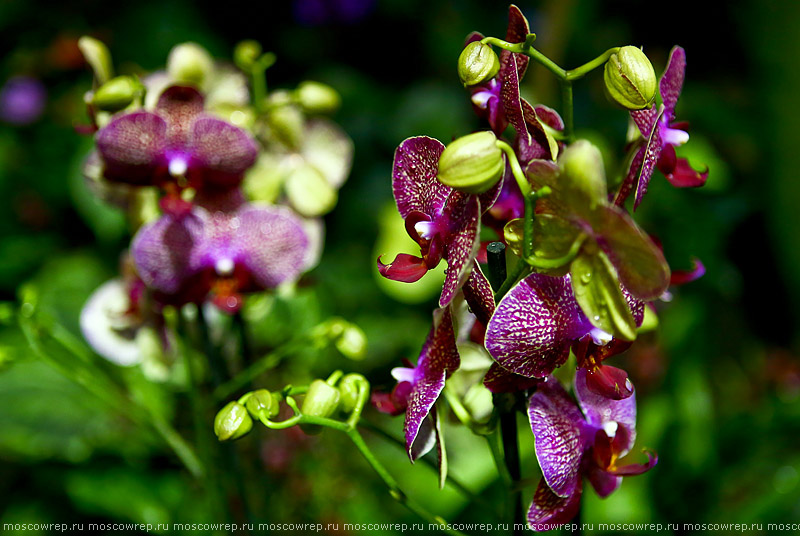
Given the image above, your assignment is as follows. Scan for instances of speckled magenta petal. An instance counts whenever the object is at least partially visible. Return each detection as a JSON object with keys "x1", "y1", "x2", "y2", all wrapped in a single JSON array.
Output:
[
  {"x1": 575, "y1": 367, "x2": 637, "y2": 455},
  {"x1": 528, "y1": 376, "x2": 587, "y2": 498},
  {"x1": 528, "y1": 478, "x2": 582, "y2": 530},
  {"x1": 392, "y1": 136, "x2": 449, "y2": 219},
  {"x1": 630, "y1": 106, "x2": 659, "y2": 140},
  {"x1": 156, "y1": 85, "x2": 204, "y2": 143},
  {"x1": 132, "y1": 209, "x2": 207, "y2": 295},
  {"x1": 190, "y1": 117, "x2": 258, "y2": 188},
  {"x1": 439, "y1": 192, "x2": 480, "y2": 308},
  {"x1": 462, "y1": 264, "x2": 495, "y2": 326},
  {"x1": 409, "y1": 406, "x2": 439, "y2": 461},
  {"x1": 404, "y1": 307, "x2": 459, "y2": 458},
  {"x1": 483, "y1": 362, "x2": 541, "y2": 393},
  {"x1": 633, "y1": 107, "x2": 665, "y2": 210},
  {"x1": 96, "y1": 111, "x2": 167, "y2": 184},
  {"x1": 660, "y1": 46, "x2": 686, "y2": 116},
  {"x1": 478, "y1": 169, "x2": 504, "y2": 214},
  {"x1": 521, "y1": 99, "x2": 554, "y2": 160},
  {"x1": 533, "y1": 105, "x2": 564, "y2": 131},
  {"x1": 501, "y1": 5, "x2": 531, "y2": 80},
  {"x1": 614, "y1": 145, "x2": 645, "y2": 207},
  {"x1": 485, "y1": 274, "x2": 588, "y2": 378},
  {"x1": 500, "y1": 55, "x2": 537, "y2": 163},
  {"x1": 233, "y1": 205, "x2": 310, "y2": 288}
]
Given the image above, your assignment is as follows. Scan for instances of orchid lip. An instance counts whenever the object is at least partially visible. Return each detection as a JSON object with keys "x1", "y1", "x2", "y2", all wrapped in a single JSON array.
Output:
[
  {"x1": 168, "y1": 156, "x2": 188, "y2": 177},
  {"x1": 589, "y1": 327, "x2": 613, "y2": 346},
  {"x1": 215, "y1": 257, "x2": 235, "y2": 276},
  {"x1": 660, "y1": 124, "x2": 689, "y2": 147}
]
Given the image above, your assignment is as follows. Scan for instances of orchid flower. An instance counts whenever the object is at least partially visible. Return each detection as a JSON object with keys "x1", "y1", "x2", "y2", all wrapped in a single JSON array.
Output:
[
  {"x1": 485, "y1": 271, "x2": 644, "y2": 399},
  {"x1": 615, "y1": 46, "x2": 708, "y2": 209},
  {"x1": 96, "y1": 85, "x2": 258, "y2": 204},
  {"x1": 527, "y1": 373, "x2": 657, "y2": 530},
  {"x1": 132, "y1": 200, "x2": 309, "y2": 313},
  {"x1": 377, "y1": 136, "x2": 494, "y2": 310}
]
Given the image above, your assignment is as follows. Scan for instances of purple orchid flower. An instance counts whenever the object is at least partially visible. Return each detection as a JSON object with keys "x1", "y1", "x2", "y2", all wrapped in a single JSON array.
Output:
[
  {"x1": 389, "y1": 306, "x2": 459, "y2": 459},
  {"x1": 615, "y1": 46, "x2": 708, "y2": 210},
  {"x1": 527, "y1": 372, "x2": 657, "y2": 530},
  {"x1": 96, "y1": 85, "x2": 258, "y2": 207},
  {"x1": 485, "y1": 272, "x2": 645, "y2": 399},
  {"x1": 466, "y1": 6, "x2": 561, "y2": 166},
  {"x1": 132, "y1": 201, "x2": 309, "y2": 313},
  {"x1": 377, "y1": 136, "x2": 497, "y2": 310}
]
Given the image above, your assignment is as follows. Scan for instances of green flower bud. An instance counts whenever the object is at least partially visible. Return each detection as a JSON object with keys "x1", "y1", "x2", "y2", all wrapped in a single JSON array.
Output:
[
  {"x1": 301, "y1": 380, "x2": 341, "y2": 419},
  {"x1": 437, "y1": 131, "x2": 505, "y2": 194},
  {"x1": 559, "y1": 140, "x2": 607, "y2": 212},
  {"x1": 234, "y1": 40, "x2": 262, "y2": 71},
  {"x1": 167, "y1": 43, "x2": 214, "y2": 87},
  {"x1": 457, "y1": 42, "x2": 500, "y2": 87},
  {"x1": 214, "y1": 402, "x2": 253, "y2": 441},
  {"x1": 245, "y1": 389, "x2": 281, "y2": 421},
  {"x1": 604, "y1": 46, "x2": 657, "y2": 110},
  {"x1": 78, "y1": 36, "x2": 113, "y2": 84},
  {"x1": 92, "y1": 76, "x2": 140, "y2": 112},
  {"x1": 338, "y1": 373, "x2": 368, "y2": 414},
  {"x1": 295, "y1": 81, "x2": 341, "y2": 115}
]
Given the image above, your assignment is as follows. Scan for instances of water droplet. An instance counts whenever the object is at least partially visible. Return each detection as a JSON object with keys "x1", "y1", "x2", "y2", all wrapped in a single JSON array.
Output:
[
  {"x1": 593, "y1": 315, "x2": 601, "y2": 322},
  {"x1": 581, "y1": 272, "x2": 592, "y2": 283}
]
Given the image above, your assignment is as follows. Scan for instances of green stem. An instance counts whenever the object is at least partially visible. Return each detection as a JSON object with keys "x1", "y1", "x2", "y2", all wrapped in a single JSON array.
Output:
[
  {"x1": 499, "y1": 401, "x2": 523, "y2": 535},
  {"x1": 495, "y1": 259, "x2": 532, "y2": 302},
  {"x1": 496, "y1": 140, "x2": 531, "y2": 197},
  {"x1": 482, "y1": 35, "x2": 619, "y2": 142},
  {"x1": 345, "y1": 428, "x2": 469, "y2": 536}
]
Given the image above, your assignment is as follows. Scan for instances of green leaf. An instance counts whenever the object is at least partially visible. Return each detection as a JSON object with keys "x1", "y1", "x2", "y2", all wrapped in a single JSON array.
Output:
[
  {"x1": 591, "y1": 204, "x2": 670, "y2": 301},
  {"x1": 571, "y1": 250, "x2": 637, "y2": 341}
]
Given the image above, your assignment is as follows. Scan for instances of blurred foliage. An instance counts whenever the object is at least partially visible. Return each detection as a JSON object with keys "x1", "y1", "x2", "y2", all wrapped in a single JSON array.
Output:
[{"x1": 0, "y1": 0, "x2": 798, "y2": 534}]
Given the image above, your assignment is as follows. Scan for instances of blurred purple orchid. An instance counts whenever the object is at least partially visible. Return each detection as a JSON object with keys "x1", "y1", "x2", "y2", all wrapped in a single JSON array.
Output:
[
  {"x1": 96, "y1": 85, "x2": 257, "y2": 211},
  {"x1": 0, "y1": 76, "x2": 46, "y2": 125},
  {"x1": 132, "y1": 201, "x2": 309, "y2": 313},
  {"x1": 615, "y1": 46, "x2": 708, "y2": 209},
  {"x1": 527, "y1": 373, "x2": 656, "y2": 530},
  {"x1": 485, "y1": 272, "x2": 645, "y2": 400}
]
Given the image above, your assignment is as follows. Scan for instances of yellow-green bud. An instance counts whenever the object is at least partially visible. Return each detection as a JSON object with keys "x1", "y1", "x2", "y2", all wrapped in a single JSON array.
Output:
[
  {"x1": 338, "y1": 373, "x2": 368, "y2": 414},
  {"x1": 295, "y1": 81, "x2": 341, "y2": 115},
  {"x1": 78, "y1": 36, "x2": 113, "y2": 84},
  {"x1": 604, "y1": 46, "x2": 657, "y2": 110},
  {"x1": 92, "y1": 76, "x2": 140, "y2": 112},
  {"x1": 457, "y1": 42, "x2": 500, "y2": 87},
  {"x1": 245, "y1": 389, "x2": 280, "y2": 421},
  {"x1": 214, "y1": 401, "x2": 253, "y2": 441},
  {"x1": 559, "y1": 140, "x2": 607, "y2": 211},
  {"x1": 437, "y1": 131, "x2": 505, "y2": 194},
  {"x1": 301, "y1": 380, "x2": 341, "y2": 419},
  {"x1": 234, "y1": 40, "x2": 262, "y2": 71},
  {"x1": 167, "y1": 43, "x2": 214, "y2": 87}
]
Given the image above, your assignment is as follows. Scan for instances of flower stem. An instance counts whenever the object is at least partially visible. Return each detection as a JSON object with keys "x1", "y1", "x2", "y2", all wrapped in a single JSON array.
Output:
[{"x1": 497, "y1": 394, "x2": 523, "y2": 535}]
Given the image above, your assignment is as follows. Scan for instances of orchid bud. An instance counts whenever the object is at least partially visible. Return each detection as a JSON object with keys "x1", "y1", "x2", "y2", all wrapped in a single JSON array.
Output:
[
  {"x1": 92, "y1": 76, "x2": 140, "y2": 112},
  {"x1": 214, "y1": 401, "x2": 253, "y2": 441},
  {"x1": 300, "y1": 379, "x2": 341, "y2": 435},
  {"x1": 78, "y1": 36, "x2": 113, "y2": 84},
  {"x1": 457, "y1": 42, "x2": 500, "y2": 87},
  {"x1": 168, "y1": 43, "x2": 214, "y2": 87},
  {"x1": 604, "y1": 46, "x2": 657, "y2": 110},
  {"x1": 301, "y1": 380, "x2": 341, "y2": 419},
  {"x1": 295, "y1": 81, "x2": 341, "y2": 115},
  {"x1": 338, "y1": 373, "x2": 368, "y2": 414},
  {"x1": 234, "y1": 40, "x2": 262, "y2": 71},
  {"x1": 437, "y1": 131, "x2": 504, "y2": 194},
  {"x1": 245, "y1": 389, "x2": 281, "y2": 421}
]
